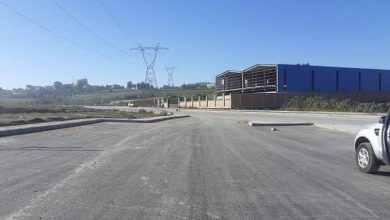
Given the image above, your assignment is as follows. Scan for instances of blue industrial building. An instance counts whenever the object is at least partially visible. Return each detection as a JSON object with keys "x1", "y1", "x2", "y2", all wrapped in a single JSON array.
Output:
[
  {"x1": 278, "y1": 64, "x2": 390, "y2": 92},
  {"x1": 216, "y1": 64, "x2": 390, "y2": 94}
]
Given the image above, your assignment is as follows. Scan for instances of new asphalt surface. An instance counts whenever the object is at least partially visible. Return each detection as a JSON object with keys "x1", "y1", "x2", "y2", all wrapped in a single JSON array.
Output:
[{"x1": 1, "y1": 111, "x2": 390, "y2": 219}]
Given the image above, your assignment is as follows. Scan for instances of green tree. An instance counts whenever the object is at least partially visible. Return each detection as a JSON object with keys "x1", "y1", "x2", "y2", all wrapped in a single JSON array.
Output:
[
  {"x1": 127, "y1": 81, "x2": 134, "y2": 89},
  {"x1": 53, "y1": 81, "x2": 63, "y2": 90}
]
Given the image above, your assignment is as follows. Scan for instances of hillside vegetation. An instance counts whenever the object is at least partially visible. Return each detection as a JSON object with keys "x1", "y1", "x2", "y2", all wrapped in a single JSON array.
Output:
[
  {"x1": 285, "y1": 96, "x2": 390, "y2": 113},
  {"x1": 60, "y1": 88, "x2": 214, "y2": 105},
  {"x1": 0, "y1": 88, "x2": 215, "y2": 106}
]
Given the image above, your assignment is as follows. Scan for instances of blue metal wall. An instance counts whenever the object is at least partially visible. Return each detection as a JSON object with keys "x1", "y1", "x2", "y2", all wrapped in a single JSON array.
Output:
[{"x1": 277, "y1": 64, "x2": 390, "y2": 92}]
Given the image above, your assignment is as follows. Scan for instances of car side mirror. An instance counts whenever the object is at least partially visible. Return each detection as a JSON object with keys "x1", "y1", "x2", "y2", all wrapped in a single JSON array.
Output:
[{"x1": 380, "y1": 116, "x2": 386, "y2": 124}]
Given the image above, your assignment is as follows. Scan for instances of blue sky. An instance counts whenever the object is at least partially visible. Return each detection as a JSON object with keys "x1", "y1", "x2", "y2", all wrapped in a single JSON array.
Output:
[{"x1": 0, "y1": 0, "x2": 389, "y2": 89}]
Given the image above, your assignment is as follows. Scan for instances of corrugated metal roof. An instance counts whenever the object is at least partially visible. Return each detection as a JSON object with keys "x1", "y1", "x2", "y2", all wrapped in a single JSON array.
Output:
[
  {"x1": 243, "y1": 64, "x2": 277, "y2": 72},
  {"x1": 216, "y1": 70, "x2": 241, "y2": 78}
]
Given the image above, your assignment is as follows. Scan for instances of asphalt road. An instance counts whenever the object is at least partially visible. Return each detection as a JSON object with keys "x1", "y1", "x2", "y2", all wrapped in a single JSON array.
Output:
[
  {"x1": 88, "y1": 106, "x2": 383, "y2": 133},
  {"x1": 1, "y1": 111, "x2": 390, "y2": 219}
]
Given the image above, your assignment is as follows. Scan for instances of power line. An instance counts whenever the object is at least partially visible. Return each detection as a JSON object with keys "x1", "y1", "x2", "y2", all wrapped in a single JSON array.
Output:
[
  {"x1": 0, "y1": 1, "x2": 125, "y2": 59},
  {"x1": 97, "y1": 0, "x2": 137, "y2": 44},
  {"x1": 50, "y1": 0, "x2": 130, "y2": 56}
]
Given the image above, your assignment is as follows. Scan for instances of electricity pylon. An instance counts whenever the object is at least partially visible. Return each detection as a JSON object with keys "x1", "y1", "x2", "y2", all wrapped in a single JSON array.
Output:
[
  {"x1": 129, "y1": 43, "x2": 168, "y2": 88},
  {"x1": 165, "y1": 66, "x2": 176, "y2": 87}
]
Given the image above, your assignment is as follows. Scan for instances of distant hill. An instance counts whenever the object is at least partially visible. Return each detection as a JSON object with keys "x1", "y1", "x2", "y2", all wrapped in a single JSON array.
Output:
[{"x1": 53, "y1": 88, "x2": 214, "y2": 105}]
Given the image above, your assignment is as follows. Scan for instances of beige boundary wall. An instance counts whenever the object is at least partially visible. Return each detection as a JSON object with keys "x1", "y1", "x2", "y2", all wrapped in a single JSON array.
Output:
[
  {"x1": 174, "y1": 94, "x2": 231, "y2": 109},
  {"x1": 160, "y1": 91, "x2": 390, "y2": 109}
]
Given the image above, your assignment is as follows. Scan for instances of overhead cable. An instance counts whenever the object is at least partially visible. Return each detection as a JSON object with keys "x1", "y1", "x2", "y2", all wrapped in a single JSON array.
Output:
[
  {"x1": 97, "y1": 0, "x2": 137, "y2": 44},
  {"x1": 0, "y1": 1, "x2": 127, "y2": 59},
  {"x1": 51, "y1": 0, "x2": 131, "y2": 56}
]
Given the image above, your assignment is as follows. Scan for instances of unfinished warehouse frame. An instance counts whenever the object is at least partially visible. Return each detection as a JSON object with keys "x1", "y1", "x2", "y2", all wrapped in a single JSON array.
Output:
[{"x1": 215, "y1": 64, "x2": 277, "y2": 94}]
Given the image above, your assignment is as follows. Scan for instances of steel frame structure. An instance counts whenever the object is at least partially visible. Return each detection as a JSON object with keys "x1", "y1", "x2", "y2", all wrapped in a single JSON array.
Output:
[{"x1": 216, "y1": 64, "x2": 277, "y2": 94}]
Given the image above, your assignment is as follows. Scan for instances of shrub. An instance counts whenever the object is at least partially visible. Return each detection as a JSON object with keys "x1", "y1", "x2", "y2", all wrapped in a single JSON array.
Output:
[
  {"x1": 286, "y1": 96, "x2": 389, "y2": 113},
  {"x1": 138, "y1": 108, "x2": 147, "y2": 114},
  {"x1": 160, "y1": 110, "x2": 169, "y2": 116}
]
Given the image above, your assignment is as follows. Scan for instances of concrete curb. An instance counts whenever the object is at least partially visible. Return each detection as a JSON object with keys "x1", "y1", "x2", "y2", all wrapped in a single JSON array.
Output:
[
  {"x1": 235, "y1": 110, "x2": 383, "y2": 116},
  {"x1": 248, "y1": 121, "x2": 314, "y2": 127},
  {"x1": 0, "y1": 115, "x2": 190, "y2": 138},
  {"x1": 104, "y1": 115, "x2": 190, "y2": 123},
  {"x1": 181, "y1": 108, "x2": 383, "y2": 116},
  {"x1": 313, "y1": 124, "x2": 357, "y2": 134}
]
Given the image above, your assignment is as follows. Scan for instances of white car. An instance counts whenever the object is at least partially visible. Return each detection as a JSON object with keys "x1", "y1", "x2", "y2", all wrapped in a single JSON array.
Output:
[{"x1": 355, "y1": 112, "x2": 390, "y2": 173}]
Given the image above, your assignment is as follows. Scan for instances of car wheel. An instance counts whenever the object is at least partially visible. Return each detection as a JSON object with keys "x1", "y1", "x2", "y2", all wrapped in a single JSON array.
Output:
[{"x1": 356, "y1": 142, "x2": 379, "y2": 174}]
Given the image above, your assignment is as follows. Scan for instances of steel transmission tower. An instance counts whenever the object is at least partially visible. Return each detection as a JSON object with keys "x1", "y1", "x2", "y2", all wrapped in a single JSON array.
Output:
[
  {"x1": 130, "y1": 43, "x2": 168, "y2": 88},
  {"x1": 165, "y1": 66, "x2": 176, "y2": 87}
]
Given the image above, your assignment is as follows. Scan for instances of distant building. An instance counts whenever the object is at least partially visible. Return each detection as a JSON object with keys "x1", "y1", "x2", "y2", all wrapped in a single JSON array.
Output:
[
  {"x1": 75, "y1": 78, "x2": 89, "y2": 88},
  {"x1": 207, "y1": 83, "x2": 215, "y2": 89},
  {"x1": 25, "y1": 85, "x2": 44, "y2": 91},
  {"x1": 109, "y1": 84, "x2": 124, "y2": 89},
  {"x1": 216, "y1": 64, "x2": 390, "y2": 94},
  {"x1": 12, "y1": 88, "x2": 26, "y2": 96},
  {"x1": 210, "y1": 64, "x2": 390, "y2": 109}
]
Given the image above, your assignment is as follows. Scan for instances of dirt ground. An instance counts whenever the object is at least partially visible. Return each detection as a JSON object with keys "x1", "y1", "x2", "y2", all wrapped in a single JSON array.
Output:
[{"x1": 0, "y1": 106, "x2": 156, "y2": 127}]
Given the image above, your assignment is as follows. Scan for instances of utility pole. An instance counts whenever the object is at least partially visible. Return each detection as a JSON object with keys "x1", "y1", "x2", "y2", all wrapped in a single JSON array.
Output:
[
  {"x1": 130, "y1": 43, "x2": 168, "y2": 88},
  {"x1": 165, "y1": 66, "x2": 176, "y2": 87}
]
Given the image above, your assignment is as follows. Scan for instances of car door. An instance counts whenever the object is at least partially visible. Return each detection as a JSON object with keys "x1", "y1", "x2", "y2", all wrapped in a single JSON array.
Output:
[{"x1": 382, "y1": 110, "x2": 390, "y2": 165}]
